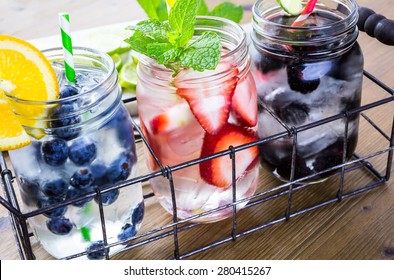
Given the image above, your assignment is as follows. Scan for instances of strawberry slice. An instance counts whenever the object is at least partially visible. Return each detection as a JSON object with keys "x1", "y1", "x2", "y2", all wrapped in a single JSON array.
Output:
[
  {"x1": 149, "y1": 101, "x2": 194, "y2": 134},
  {"x1": 175, "y1": 63, "x2": 239, "y2": 135},
  {"x1": 232, "y1": 75, "x2": 258, "y2": 127},
  {"x1": 199, "y1": 124, "x2": 258, "y2": 188}
]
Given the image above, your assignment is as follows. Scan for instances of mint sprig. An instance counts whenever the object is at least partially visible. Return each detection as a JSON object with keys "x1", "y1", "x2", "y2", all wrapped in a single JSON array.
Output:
[
  {"x1": 126, "y1": 0, "x2": 221, "y2": 75},
  {"x1": 136, "y1": 0, "x2": 168, "y2": 22}
]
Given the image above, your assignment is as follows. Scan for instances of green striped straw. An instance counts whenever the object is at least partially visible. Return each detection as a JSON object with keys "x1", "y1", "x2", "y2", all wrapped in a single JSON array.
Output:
[{"x1": 59, "y1": 13, "x2": 75, "y2": 83}]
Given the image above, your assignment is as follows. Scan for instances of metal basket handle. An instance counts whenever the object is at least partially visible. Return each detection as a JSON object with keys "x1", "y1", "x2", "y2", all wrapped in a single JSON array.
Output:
[{"x1": 357, "y1": 6, "x2": 394, "y2": 45}]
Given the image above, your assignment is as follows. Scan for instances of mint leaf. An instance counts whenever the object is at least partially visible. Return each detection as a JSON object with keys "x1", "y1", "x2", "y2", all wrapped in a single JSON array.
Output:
[
  {"x1": 169, "y1": 0, "x2": 198, "y2": 47},
  {"x1": 137, "y1": 0, "x2": 168, "y2": 21},
  {"x1": 209, "y1": 2, "x2": 244, "y2": 23},
  {"x1": 124, "y1": 30, "x2": 155, "y2": 55},
  {"x1": 127, "y1": 19, "x2": 169, "y2": 43},
  {"x1": 147, "y1": 43, "x2": 182, "y2": 64},
  {"x1": 197, "y1": 0, "x2": 209, "y2": 15},
  {"x1": 179, "y1": 31, "x2": 221, "y2": 71}
]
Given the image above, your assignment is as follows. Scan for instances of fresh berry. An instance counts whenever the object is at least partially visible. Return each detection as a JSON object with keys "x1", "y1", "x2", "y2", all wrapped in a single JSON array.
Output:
[
  {"x1": 231, "y1": 76, "x2": 258, "y2": 127},
  {"x1": 287, "y1": 63, "x2": 321, "y2": 94},
  {"x1": 46, "y1": 217, "x2": 73, "y2": 235},
  {"x1": 94, "y1": 189, "x2": 119, "y2": 206},
  {"x1": 42, "y1": 179, "x2": 69, "y2": 198},
  {"x1": 90, "y1": 163, "x2": 110, "y2": 187},
  {"x1": 70, "y1": 169, "x2": 94, "y2": 189},
  {"x1": 106, "y1": 153, "x2": 133, "y2": 183},
  {"x1": 66, "y1": 186, "x2": 94, "y2": 207},
  {"x1": 19, "y1": 176, "x2": 40, "y2": 196},
  {"x1": 149, "y1": 101, "x2": 194, "y2": 134},
  {"x1": 131, "y1": 201, "x2": 144, "y2": 225},
  {"x1": 86, "y1": 240, "x2": 106, "y2": 260},
  {"x1": 40, "y1": 197, "x2": 67, "y2": 218},
  {"x1": 175, "y1": 63, "x2": 239, "y2": 135},
  {"x1": 41, "y1": 138, "x2": 69, "y2": 166},
  {"x1": 117, "y1": 223, "x2": 137, "y2": 242},
  {"x1": 60, "y1": 85, "x2": 79, "y2": 99},
  {"x1": 273, "y1": 101, "x2": 310, "y2": 126},
  {"x1": 68, "y1": 138, "x2": 97, "y2": 166},
  {"x1": 51, "y1": 103, "x2": 82, "y2": 140},
  {"x1": 200, "y1": 124, "x2": 258, "y2": 188}
]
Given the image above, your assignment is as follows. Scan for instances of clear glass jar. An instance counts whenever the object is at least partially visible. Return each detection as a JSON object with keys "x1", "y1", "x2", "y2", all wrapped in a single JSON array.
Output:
[
  {"x1": 250, "y1": 0, "x2": 363, "y2": 183},
  {"x1": 137, "y1": 16, "x2": 259, "y2": 223},
  {"x1": 7, "y1": 47, "x2": 144, "y2": 259}
]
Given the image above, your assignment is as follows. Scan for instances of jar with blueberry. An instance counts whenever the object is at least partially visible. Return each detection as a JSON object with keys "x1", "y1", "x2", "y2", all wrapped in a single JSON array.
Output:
[
  {"x1": 250, "y1": 0, "x2": 364, "y2": 183},
  {"x1": 7, "y1": 47, "x2": 144, "y2": 259}
]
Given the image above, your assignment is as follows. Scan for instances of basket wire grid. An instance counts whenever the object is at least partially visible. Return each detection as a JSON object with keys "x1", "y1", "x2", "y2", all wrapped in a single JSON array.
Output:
[{"x1": 1, "y1": 40, "x2": 393, "y2": 260}]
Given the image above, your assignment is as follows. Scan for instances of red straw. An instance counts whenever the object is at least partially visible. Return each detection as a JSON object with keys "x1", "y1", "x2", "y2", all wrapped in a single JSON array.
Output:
[{"x1": 291, "y1": 0, "x2": 318, "y2": 27}]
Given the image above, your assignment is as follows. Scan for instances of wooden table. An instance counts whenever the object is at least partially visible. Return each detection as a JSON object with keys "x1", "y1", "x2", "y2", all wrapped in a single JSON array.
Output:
[{"x1": 0, "y1": 0, "x2": 393, "y2": 260}]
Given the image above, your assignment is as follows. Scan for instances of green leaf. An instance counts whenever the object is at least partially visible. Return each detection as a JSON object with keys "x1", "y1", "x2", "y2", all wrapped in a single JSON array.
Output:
[
  {"x1": 197, "y1": 0, "x2": 209, "y2": 15},
  {"x1": 137, "y1": 0, "x2": 168, "y2": 21},
  {"x1": 169, "y1": 0, "x2": 198, "y2": 47},
  {"x1": 179, "y1": 31, "x2": 221, "y2": 71},
  {"x1": 147, "y1": 43, "x2": 182, "y2": 64},
  {"x1": 124, "y1": 30, "x2": 155, "y2": 56},
  {"x1": 209, "y1": 2, "x2": 244, "y2": 23},
  {"x1": 127, "y1": 19, "x2": 169, "y2": 43},
  {"x1": 80, "y1": 227, "x2": 91, "y2": 242}
]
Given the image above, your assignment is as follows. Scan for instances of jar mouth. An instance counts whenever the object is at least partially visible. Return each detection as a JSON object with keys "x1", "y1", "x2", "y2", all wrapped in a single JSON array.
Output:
[
  {"x1": 252, "y1": 0, "x2": 358, "y2": 36},
  {"x1": 5, "y1": 46, "x2": 115, "y2": 105},
  {"x1": 137, "y1": 16, "x2": 249, "y2": 84}
]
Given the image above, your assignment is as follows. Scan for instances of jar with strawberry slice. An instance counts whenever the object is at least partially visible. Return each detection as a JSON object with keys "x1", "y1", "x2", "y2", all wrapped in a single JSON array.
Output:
[{"x1": 135, "y1": 16, "x2": 259, "y2": 222}]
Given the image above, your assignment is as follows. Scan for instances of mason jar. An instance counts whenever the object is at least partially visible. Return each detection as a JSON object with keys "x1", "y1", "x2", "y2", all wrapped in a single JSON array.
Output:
[
  {"x1": 7, "y1": 47, "x2": 144, "y2": 259},
  {"x1": 250, "y1": 0, "x2": 363, "y2": 183},
  {"x1": 136, "y1": 16, "x2": 259, "y2": 223}
]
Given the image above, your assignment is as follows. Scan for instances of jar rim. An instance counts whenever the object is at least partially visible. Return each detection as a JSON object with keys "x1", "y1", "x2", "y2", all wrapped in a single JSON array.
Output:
[
  {"x1": 252, "y1": 0, "x2": 358, "y2": 32},
  {"x1": 5, "y1": 46, "x2": 115, "y2": 105}
]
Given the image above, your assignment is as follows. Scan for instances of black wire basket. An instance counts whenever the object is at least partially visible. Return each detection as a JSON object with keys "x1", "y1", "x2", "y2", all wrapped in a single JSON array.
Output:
[{"x1": 1, "y1": 8, "x2": 393, "y2": 260}]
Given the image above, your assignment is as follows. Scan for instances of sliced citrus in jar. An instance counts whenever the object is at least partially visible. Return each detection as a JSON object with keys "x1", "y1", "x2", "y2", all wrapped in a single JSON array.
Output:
[
  {"x1": 276, "y1": 0, "x2": 303, "y2": 16},
  {"x1": 0, "y1": 34, "x2": 60, "y2": 151}
]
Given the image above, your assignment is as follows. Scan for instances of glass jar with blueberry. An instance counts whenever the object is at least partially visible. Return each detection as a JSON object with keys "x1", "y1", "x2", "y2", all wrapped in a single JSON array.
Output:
[
  {"x1": 250, "y1": 0, "x2": 363, "y2": 183},
  {"x1": 7, "y1": 47, "x2": 144, "y2": 259}
]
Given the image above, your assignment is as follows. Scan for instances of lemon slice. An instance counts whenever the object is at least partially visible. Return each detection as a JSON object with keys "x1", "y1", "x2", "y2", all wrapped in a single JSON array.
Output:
[
  {"x1": 276, "y1": 0, "x2": 303, "y2": 16},
  {"x1": 166, "y1": 0, "x2": 176, "y2": 7},
  {"x1": 0, "y1": 34, "x2": 60, "y2": 151}
]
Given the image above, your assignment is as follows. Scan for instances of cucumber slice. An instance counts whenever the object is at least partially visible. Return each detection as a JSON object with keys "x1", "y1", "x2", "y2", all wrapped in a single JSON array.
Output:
[{"x1": 277, "y1": 0, "x2": 303, "y2": 16}]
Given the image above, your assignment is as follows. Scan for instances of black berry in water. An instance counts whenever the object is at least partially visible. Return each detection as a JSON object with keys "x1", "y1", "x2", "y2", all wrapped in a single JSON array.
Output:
[
  {"x1": 86, "y1": 241, "x2": 106, "y2": 260},
  {"x1": 68, "y1": 138, "x2": 97, "y2": 166},
  {"x1": 41, "y1": 138, "x2": 69, "y2": 166},
  {"x1": 47, "y1": 217, "x2": 73, "y2": 235}
]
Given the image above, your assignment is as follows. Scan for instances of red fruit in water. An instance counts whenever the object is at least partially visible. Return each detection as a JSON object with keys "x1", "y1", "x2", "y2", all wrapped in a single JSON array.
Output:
[
  {"x1": 231, "y1": 76, "x2": 258, "y2": 127},
  {"x1": 199, "y1": 124, "x2": 258, "y2": 188},
  {"x1": 175, "y1": 63, "x2": 239, "y2": 135}
]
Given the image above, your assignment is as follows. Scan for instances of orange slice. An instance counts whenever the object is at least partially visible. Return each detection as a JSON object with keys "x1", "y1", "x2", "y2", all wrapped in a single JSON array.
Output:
[{"x1": 0, "y1": 34, "x2": 60, "y2": 151}]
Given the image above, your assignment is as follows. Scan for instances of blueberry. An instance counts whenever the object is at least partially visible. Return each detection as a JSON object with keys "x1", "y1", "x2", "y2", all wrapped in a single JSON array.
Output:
[
  {"x1": 287, "y1": 63, "x2": 321, "y2": 94},
  {"x1": 40, "y1": 197, "x2": 67, "y2": 218},
  {"x1": 68, "y1": 138, "x2": 97, "y2": 166},
  {"x1": 46, "y1": 217, "x2": 73, "y2": 235},
  {"x1": 94, "y1": 189, "x2": 119, "y2": 206},
  {"x1": 131, "y1": 201, "x2": 144, "y2": 225},
  {"x1": 106, "y1": 153, "x2": 133, "y2": 183},
  {"x1": 86, "y1": 241, "x2": 106, "y2": 260},
  {"x1": 117, "y1": 223, "x2": 136, "y2": 242},
  {"x1": 90, "y1": 163, "x2": 110, "y2": 187},
  {"x1": 60, "y1": 85, "x2": 79, "y2": 99},
  {"x1": 51, "y1": 104, "x2": 82, "y2": 140},
  {"x1": 42, "y1": 179, "x2": 69, "y2": 198},
  {"x1": 70, "y1": 169, "x2": 94, "y2": 189},
  {"x1": 41, "y1": 138, "x2": 69, "y2": 166},
  {"x1": 66, "y1": 186, "x2": 94, "y2": 207},
  {"x1": 18, "y1": 177, "x2": 40, "y2": 207}
]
